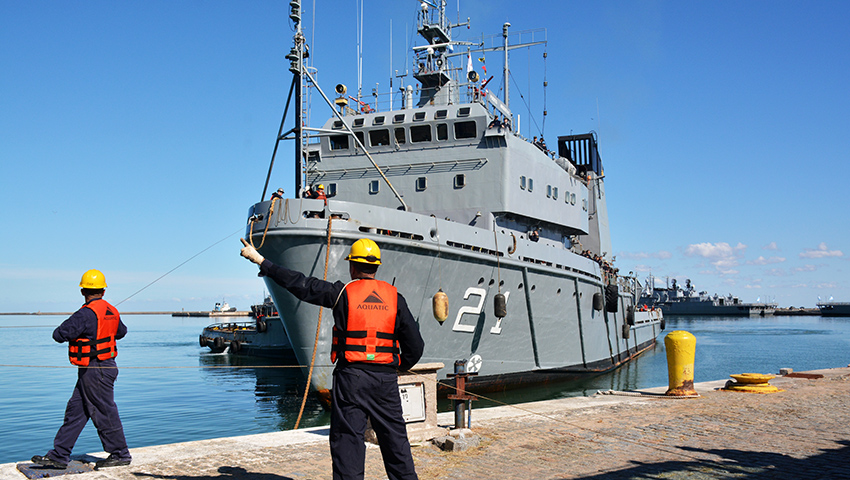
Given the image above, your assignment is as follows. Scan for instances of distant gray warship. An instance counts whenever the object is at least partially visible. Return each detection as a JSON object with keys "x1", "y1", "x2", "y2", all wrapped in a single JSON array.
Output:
[
  {"x1": 639, "y1": 277, "x2": 777, "y2": 317},
  {"x1": 244, "y1": 1, "x2": 664, "y2": 401},
  {"x1": 817, "y1": 301, "x2": 850, "y2": 317}
]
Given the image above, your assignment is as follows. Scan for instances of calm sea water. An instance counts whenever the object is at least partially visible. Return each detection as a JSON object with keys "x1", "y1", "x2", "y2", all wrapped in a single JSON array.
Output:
[{"x1": 1, "y1": 314, "x2": 848, "y2": 464}]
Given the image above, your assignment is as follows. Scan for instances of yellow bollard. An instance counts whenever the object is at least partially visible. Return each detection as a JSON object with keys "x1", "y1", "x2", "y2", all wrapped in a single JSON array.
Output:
[{"x1": 664, "y1": 330, "x2": 698, "y2": 396}]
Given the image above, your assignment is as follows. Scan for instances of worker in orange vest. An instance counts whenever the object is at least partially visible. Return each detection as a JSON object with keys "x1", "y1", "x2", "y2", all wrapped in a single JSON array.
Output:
[
  {"x1": 240, "y1": 238, "x2": 424, "y2": 480},
  {"x1": 32, "y1": 269, "x2": 131, "y2": 470}
]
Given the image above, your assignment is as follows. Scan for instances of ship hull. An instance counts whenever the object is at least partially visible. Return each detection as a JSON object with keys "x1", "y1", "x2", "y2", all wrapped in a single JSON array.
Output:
[
  {"x1": 818, "y1": 302, "x2": 850, "y2": 317},
  {"x1": 247, "y1": 199, "x2": 664, "y2": 398},
  {"x1": 656, "y1": 302, "x2": 775, "y2": 316}
]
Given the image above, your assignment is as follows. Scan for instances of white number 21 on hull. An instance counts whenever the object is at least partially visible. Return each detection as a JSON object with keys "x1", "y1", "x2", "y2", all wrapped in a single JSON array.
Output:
[{"x1": 452, "y1": 287, "x2": 510, "y2": 334}]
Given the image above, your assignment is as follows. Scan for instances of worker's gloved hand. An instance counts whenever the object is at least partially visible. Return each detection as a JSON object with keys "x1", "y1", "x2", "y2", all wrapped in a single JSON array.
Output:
[{"x1": 240, "y1": 238, "x2": 265, "y2": 265}]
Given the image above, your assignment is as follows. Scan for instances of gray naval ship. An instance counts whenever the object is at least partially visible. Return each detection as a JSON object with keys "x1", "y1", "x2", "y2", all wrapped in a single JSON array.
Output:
[
  {"x1": 640, "y1": 277, "x2": 777, "y2": 316},
  {"x1": 244, "y1": 1, "x2": 664, "y2": 401}
]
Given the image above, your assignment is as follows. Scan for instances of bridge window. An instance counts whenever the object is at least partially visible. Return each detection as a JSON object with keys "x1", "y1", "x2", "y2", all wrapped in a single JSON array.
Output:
[
  {"x1": 373, "y1": 116, "x2": 385, "y2": 126},
  {"x1": 330, "y1": 135, "x2": 349, "y2": 150},
  {"x1": 457, "y1": 107, "x2": 471, "y2": 117},
  {"x1": 435, "y1": 110, "x2": 448, "y2": 119},
  {"x1": 410, "y1": 125, "x2": 432, "y2": 143},
  {"x1": 354, "y1": 131, "x2": 365, "y2": 147},
  {"x1": 437, "y1": 123, "x2": 448, "y2": 141},
  {"x1": 369, "y1": 129, "x2": 390, "y2": 147},
  {"x1": 454, "y1": 120, "x2": 477, "y2": 139},
  {"x1": 394, "y1": 127, "x2": 406, "y2": 145},
  {"x1": 393, "y1": 114, "x2": 405, "y2": 124},
  {"x1": 353, "y1": 118, "x2": 364, "y2": 127},
  {"x1": 414, "y1": 112, "x2": 426, "y2": 121}
]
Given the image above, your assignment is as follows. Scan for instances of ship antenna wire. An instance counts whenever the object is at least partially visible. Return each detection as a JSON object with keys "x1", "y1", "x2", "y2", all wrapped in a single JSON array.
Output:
[{"x1": 294, "y1": 215, "x2": 333, "y2": 429}]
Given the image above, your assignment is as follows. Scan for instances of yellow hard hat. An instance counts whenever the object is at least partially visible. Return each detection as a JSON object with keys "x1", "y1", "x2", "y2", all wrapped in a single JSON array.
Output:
[
  {"x1": 317, "y1": 184, "x2": 325, "y2": 189},
  {"x1": 345, "y1": 238, "x2": 381, "y2": 265},
  {"x1": 80, "y1": 269, "x2": 107, "y2": 289}
]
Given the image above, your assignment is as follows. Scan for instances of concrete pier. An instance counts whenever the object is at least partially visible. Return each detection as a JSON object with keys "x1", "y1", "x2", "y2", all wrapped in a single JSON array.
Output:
[{"x1": 4, "y1": 367, "x2": 849, "y2": 479}]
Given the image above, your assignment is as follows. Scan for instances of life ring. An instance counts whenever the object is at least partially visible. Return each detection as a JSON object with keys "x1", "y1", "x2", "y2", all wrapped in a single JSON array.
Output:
[
  {"x1": 256, "y1": 319, "x2": 267, "y2": 333},
  {"x1": 230, "y1": 340, "x2": 241, "y2": 353},
  {"x1": 199, "y1": 335, "x2": 206, "y2": 347},
  {"x1": 507, "y1": 233, "x2": 517, "y2": 255},
  {"x1": 213, "y1": 337, "x2": 224, "y2": 349}
]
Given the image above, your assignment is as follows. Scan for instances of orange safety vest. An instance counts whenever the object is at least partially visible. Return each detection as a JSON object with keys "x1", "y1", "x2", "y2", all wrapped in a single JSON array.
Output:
[
  {"x1": 68, "y1": 299, "x2": 120, "y2": 366},
  {"x1": 332, "y1": 279, "x2": 400, "y2": 366}
]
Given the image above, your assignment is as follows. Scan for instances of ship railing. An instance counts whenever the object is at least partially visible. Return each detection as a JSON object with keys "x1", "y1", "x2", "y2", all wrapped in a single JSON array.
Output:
[{"x1": 333, "y1": 82, "x2": 487, "y2": 116}]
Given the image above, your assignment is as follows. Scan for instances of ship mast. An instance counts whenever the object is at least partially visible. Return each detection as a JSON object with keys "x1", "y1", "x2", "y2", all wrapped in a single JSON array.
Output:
[{"x1": 288, "y1": 0, "x2": 306, "y2": 198}]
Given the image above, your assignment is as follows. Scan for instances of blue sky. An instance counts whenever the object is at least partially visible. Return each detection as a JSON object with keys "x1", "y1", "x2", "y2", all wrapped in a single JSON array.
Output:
[{"x1": 2, "y1": 0, "x2": 848, "y2": 313}]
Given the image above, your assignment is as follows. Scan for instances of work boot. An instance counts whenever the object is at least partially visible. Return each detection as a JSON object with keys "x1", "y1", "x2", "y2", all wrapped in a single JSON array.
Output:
[
  {"x1": 95, "y1": 453, "x2": 131, "y2": 469},
  {"x1": 31, "y1": 455, "x2": 68, "y2": 469}
]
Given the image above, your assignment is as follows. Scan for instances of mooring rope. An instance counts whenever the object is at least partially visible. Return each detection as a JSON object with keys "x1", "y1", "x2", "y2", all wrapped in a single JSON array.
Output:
[
  {"x1": 294, "y1": 213, "x2": 333, "y2": 429},
  {"x1": 248, "y1": 197, "x2": 279, "y2": 249}
]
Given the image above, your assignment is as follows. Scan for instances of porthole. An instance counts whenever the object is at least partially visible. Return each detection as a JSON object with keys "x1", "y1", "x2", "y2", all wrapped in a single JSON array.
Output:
[
  {"x1": 415, "y1": 177, "x2": 427, "y2": 191},
  {"x1": 454, "y1": 174, "x2": 466, "y2": 189},
  {"x1": 478, "y1": 277, "x2": 485, "y2": 285},
  {"x1": 369, "y1": 180, "x2": 380, "y2": 194}
]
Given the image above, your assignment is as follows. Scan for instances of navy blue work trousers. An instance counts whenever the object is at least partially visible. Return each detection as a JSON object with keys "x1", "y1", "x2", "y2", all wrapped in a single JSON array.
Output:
[
  {"x1": 330, "y1": 367, "x2": 417, "y2": 480},
  {"x1": 48, "y1": 359, "x2": 130, "y2": 463}
]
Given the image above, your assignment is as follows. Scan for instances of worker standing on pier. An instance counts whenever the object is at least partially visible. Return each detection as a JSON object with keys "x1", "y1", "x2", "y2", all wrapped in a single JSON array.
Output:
[
  {"x1": 240, "y1": 238, "x2": 424, "y2": 480},
  {"x1": 32, "y1": 269, "x2": 131, "y2": 470}
]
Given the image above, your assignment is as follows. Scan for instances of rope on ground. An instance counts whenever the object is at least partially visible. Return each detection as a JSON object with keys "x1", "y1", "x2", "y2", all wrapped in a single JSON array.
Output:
[
  {"x1": 294, "y1": 213, "x2": 334, "y2": 429},
  {"x1": 596, "y1": 389, "x2": 699, "y2": 399}
]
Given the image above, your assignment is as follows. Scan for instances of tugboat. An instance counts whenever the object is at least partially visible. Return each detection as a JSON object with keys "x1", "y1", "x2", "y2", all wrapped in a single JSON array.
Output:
[
  {"x1": 242, "y1": 1, "x2": 663, "y2": 400},
  {"x1": 199, "y1": 297, "x2": 293, "y2": 357}
]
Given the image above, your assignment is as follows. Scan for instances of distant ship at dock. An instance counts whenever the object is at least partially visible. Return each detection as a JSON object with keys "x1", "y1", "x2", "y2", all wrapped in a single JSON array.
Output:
[{"x1": 639, "y1": 277, "x2": 776, "y2": 316}]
